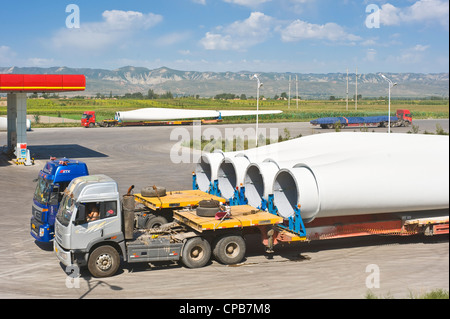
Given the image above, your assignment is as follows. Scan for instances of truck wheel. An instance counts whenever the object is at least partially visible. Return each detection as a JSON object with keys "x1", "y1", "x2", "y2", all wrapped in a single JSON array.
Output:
[
  {"x1": 213, "y1": 235, "x2": 246, "y2": 265},
  {"x1": 145, "y1": 215, "x2": 168, "y2": 229},
  {"x1": 181, "y1": 237, "x2": 211, "y2": 268},
  {"x1": 88, "y1": 245, "x2": 120, "y2": 278},
  {"x1": 141, "y1": 186, "x2": 166, "y2": 197},
  {"x1": 196, "y1": 206, "x2": 220, "y2": 217}
]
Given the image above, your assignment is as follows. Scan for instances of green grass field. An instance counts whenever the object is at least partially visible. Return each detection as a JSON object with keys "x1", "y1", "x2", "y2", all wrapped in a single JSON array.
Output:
[{"x1": 1, "y1": 97, "x2": 448, "y2": 127}]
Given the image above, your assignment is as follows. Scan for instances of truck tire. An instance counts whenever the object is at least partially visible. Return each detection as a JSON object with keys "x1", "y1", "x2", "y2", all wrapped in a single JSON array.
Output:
[
  {"x1": 145, "y1": 215, "x2": 168, "y2": 229},
  {"x1": 213, "y1": 235, "x2": 246, "y2": 265},
  {"x1": 88, "y1": 245, "x2": 120, "y2": 278},
  {"x1": 181, "y1": 237, "x2": 211, "y2": 268},
  {"x1": 196, "y1": 206, "x2": 220, "y2": 217},
  {"x1": 141, "y1": 186, "x2": 166, "y2": 197},
  {"x1": 198, "y1": 199, "x2": 221, "y2": 208}
]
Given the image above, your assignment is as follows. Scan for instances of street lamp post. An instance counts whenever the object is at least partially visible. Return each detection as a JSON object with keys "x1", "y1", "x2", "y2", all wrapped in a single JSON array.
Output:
[
  {"x1": 253, "y1": 74, "x2": 263, "y2": 146},
  {"x1": 381, "y1": 74, "x2": 397, "y2": 134}
]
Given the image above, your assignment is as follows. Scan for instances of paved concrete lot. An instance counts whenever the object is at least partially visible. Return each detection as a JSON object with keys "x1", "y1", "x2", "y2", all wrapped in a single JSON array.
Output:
[{"x1": 0, "y1": 119, "x2": 448, "y2": 299}]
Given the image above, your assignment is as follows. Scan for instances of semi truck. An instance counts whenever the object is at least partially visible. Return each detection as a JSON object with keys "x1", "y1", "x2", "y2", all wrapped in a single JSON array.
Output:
[
  {"x1": 31, "y1": 158, "x2": 89, "y2": 242},
  {"x1": 54, "y1": 175, "x2": 303, "y2": 277},
  {"x1": 310, "y1": 109, "x2": 412, "y2": 129},
  {"x1": 54, "y1": 174, "x2": 448, "y2": 278},
  {"x1": 81, "y1": 111, "x2": 222, "y2": 128}
]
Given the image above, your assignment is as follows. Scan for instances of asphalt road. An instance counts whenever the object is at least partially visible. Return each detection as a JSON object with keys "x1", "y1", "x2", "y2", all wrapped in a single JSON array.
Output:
[{"x1": 0, "y1": 119, "x2": 448, "y2": 299}]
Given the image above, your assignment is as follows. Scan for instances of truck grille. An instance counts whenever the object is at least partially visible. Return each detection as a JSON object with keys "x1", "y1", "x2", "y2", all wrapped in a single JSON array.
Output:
[
  {"x1": 32, "y1": 204, "x2": 42, "y2": 221},
  {"x1": 55, "y1": 223, "x2": 63, "y2": 243}
]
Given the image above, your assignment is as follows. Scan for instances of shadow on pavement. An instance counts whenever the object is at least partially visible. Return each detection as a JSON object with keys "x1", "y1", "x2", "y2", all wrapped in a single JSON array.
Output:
[{"x1": 29, "y1": 144, "x2": 108, "y2": 160}]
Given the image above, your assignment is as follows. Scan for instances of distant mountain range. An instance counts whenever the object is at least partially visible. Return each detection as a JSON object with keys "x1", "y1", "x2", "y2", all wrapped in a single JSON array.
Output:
[{"x1": 1, "y1": 66, "x2": 448, "y2": 99}]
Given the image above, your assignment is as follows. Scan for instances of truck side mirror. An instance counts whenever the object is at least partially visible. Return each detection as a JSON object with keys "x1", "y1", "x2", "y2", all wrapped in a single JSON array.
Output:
[
  {"x1": 74, "y1": 204, "x2": 86, "y2": 225},
  {"x1": 50, "y1": 186, "x2": 60, "y2": 206}
]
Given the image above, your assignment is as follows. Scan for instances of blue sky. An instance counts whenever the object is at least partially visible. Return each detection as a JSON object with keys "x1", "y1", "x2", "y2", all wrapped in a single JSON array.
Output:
[{"x1": 0, "y1": 0, "x2": 448, "y2": 73}]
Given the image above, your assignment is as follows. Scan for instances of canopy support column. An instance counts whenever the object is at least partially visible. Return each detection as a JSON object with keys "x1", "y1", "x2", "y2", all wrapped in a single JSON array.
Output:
[{"x1": 7, "y1": 93, "x2": 31, "y2": 165}]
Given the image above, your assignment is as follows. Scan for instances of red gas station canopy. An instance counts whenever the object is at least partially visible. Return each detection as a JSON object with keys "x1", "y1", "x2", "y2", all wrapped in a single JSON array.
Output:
[{"x1": 0, "y1": 74, "x2": 86, "y2": 93}]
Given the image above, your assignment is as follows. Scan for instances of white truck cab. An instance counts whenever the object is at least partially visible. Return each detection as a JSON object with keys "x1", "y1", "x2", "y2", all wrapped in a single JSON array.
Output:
[{"x1": 54, "y1": 175, "x2": 124, "y2": 274}]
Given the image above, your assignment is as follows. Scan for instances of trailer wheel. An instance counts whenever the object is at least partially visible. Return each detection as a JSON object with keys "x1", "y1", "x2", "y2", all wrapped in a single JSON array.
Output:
[
  {"x1": 145, "y1": 215, "x2": 168, "y2": 229},
  {"x1": 213, "y1": 235, "x2": 246, "y2": 265},
  {"x1": 141, "y1": 186, "x2": 166, "y2": 197},
  {"x1": 181, "y1": 237, "x2": 211, "y2": 268},
  {"x1": 88, "y1": 245, "x2": 120, "y2": 278}
]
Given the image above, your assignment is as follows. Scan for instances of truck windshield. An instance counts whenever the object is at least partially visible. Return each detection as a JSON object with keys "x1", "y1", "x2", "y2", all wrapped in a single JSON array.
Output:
[
  {"x1": 82, "y1": 114, "x2": 91, "y2": 120},
  {"x1": 34, "y1": 177, "x2": 52, "y2": 205},
  {"x1": 56, "y1": 193, "x2": 76, "y2": 227}
]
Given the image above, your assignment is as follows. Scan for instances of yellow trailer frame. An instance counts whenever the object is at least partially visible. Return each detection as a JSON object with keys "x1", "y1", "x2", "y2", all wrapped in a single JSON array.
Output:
[
  {"x1": 135, "y1": 190, "x2": 306, "y2": 243},
  {"x1": 134, "y1": 190, "x2": 226, "y2": 211},
  {"x1": 174, "y1": 205, "x2": 284, "y2": 232}
]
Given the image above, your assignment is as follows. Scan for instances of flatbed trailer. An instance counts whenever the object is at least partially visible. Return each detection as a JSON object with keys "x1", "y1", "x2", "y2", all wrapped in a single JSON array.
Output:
[
  {"x1": 99, "y1": 119, "x2": 223, "y2": 127},
  {"x1": 197, "y1": 174, "x2": 448, "y2": 245},
  {"x1": 82, "y1": 111, "x2": 223, "y2": 128},
  {"x1": 310, "y1": 109, "x2": 412, "y2": 129},
  {"x1": 174, "y1": 205, "x2": 282, "y2": 232},
  {"x1": 134, "y1": 190, "x2": 226, "y2": 211},
  {"x1": 134, "y1": 189, "x2": 226, "y2": 228}
]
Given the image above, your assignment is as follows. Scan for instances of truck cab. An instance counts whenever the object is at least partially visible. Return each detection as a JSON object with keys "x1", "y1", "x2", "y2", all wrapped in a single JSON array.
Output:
[
  {"x1": 396, "y1": 109, "x2": 412, "y2": 125},
  {"x1": 31, "y1": 158, "x2": 88, "y2": 242},
  {"x1": 54, "y1": 175, "x2": 123, "y2": 271},
  {"x1": 81, "y1": 111, "x2": 96, "y2": 128}
]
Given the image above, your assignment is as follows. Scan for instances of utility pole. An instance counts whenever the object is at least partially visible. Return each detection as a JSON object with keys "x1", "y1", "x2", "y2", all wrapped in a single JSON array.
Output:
[
  {"x1": 296, "y1": 74, "x2": 299, "y2": 109},
  {"x1": 355, "y1": 67, "x2": 358, "y2": 111},
  {"x1": 346, "y1": 68, "x2": 349, "y2": 111},
  {"x1": 253, "y1": 74, "x2": 263, "y2": 146},
  {"x1": 288, "y1": 75, "x2": 291, "y2": 109}
]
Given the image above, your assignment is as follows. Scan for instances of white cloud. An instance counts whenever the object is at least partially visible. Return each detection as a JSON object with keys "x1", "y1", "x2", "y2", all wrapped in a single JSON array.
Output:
[
  {"x1": 201, "y1": 10, "x2": 363, "y2": 50},
  {"x1": 192, "y1": 0, "x2": 207, "y2": 4},
  {"x1": 389, "y1": 44, "x2": 431, "y2": 65},
  {"x1": 26, "y1": 57, "x2": 56, "y2": 67},
  {"x1": 223, "y1": 0, "x2": 271, "y2": 7},
  {"x1": 287, "y1": 0, "x2": 316, "y2": 14},
  {"x1": 200, "y1": 12, "x2": 274, "y2": 50},
  {"x1": 156, "y1": 32, "x2": 191, "y2": 46},
  {"x1": 50, "y1": 10, "x2": 163, "y2": 52},
  {"x1": 280, "y1": 19, "x2": 361, "y2": 43},
  {"x1": 365, "y1": 48, "x2": 377, "y2": 62},
  {"x1": 380, "y1": 0, "x2": 449, "y2": 27},
  {"x1": 413, "y1": 44, "x2": 430, "y2": 51},
  {"x1": 0, "y1": 46, "x2": 58, "y2": 67},
  {"x1": 0, "y1": 46, "x2": 16, "y2": 63}
]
